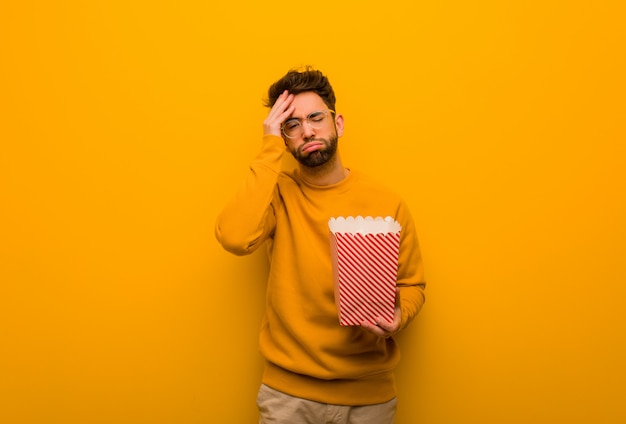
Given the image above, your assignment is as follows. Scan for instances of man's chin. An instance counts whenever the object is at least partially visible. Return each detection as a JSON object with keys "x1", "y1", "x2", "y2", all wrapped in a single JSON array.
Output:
[
  {"x1": 298, "y1": 157, "x2": 327, "y2": 168},
  {"x1": 293, "y1": 136, "x2": 338, "y2": 168}
]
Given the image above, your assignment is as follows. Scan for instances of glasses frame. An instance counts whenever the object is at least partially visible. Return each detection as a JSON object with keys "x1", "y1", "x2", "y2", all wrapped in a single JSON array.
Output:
[{"x1": 281, "y1": 109, "x2": 336, "y2": 139}]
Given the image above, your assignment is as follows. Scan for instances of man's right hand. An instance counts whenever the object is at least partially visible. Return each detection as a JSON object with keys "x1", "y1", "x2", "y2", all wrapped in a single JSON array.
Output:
[{"x1": 263, "y1": 90, "x2": 295, "y2": 137}]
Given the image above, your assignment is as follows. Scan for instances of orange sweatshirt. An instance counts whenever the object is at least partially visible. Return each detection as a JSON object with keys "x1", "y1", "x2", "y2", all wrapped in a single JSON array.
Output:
[{"x1": 215, "y1": 135, "x2": 426, "y2": 405}]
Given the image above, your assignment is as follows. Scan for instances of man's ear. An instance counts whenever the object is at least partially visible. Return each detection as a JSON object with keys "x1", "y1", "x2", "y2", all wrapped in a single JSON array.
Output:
[{"x1": 335, "y1": 114, "x2": 345, "y2": 137}]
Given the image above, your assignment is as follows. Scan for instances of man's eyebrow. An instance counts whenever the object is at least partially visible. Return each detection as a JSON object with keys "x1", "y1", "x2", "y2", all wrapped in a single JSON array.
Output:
[{"x1": 288, "y1": 111, "x2": 321, "y2": 120}]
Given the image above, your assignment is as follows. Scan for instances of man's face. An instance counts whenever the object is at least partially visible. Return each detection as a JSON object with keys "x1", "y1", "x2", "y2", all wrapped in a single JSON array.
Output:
[{"x1": 283, "y1": 92, "x2": 343, "y2": 168}]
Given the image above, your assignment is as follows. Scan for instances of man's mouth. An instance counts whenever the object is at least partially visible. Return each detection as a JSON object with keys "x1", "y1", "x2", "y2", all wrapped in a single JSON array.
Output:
[{"x1": 301, "y1": 141, "x2": 324, "y2": 154}]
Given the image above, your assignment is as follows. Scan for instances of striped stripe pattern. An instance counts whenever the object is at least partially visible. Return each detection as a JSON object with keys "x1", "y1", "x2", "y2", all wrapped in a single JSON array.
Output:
[{"x1": 332, "y1": 232, "x2": 400, "y2": 326}]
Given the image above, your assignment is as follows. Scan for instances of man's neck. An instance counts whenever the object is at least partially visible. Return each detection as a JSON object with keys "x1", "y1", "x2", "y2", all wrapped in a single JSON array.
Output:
[{"x1": 299, "y1": 155, "x2": 348, "y2": 186}]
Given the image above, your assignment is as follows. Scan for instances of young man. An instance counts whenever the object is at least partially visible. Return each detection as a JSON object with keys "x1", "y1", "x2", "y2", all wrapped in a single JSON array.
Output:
[{"x1": 215, "y1": 67, "x2": 426, "y2": 423}]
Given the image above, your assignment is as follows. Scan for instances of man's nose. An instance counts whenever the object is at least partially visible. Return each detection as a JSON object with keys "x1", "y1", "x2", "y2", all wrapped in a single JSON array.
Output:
[{"x1": 301, "y1": 120, "x2": 316, "y2": 137}]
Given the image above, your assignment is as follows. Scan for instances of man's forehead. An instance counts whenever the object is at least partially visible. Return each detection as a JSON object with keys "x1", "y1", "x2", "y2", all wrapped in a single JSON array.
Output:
[{"x1": 290, "y1": 92, "x2": 326, "y2": 116}]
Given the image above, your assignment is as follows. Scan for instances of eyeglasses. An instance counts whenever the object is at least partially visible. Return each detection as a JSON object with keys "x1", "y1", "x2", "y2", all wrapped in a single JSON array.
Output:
[{"x1": 281, "y1": 109, "x2": 335, "y2": 139}]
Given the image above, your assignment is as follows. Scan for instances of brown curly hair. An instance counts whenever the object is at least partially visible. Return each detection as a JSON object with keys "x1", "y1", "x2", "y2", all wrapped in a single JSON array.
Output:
[{"x1": 265, "y1": 66, "x2": 336, "y2": 111}]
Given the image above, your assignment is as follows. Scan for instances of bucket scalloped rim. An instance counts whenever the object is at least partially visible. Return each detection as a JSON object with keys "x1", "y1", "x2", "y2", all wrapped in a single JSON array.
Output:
[{"x1": 328, "y1": 215, "x2": 402, "y2": 234}]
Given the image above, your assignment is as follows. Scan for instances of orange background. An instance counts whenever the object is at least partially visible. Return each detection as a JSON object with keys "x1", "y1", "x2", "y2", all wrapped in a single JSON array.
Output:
[{"x1": 1, "y1": 1, "x2": 625, "y2": 423}]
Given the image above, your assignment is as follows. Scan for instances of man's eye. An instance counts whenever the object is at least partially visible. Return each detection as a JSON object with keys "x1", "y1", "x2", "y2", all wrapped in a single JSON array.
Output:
[
  {"x1": 284, "y1": 120, "x2": 300, "y2": 130},
  {"x1": 309, "y1": 112, "x2": 324, "y2": 122}
]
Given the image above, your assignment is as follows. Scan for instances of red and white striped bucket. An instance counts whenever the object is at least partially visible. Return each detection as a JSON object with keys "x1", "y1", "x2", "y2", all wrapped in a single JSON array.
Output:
[{"x1": 329, "y1": 216, "x2": 401, "y2": 326}]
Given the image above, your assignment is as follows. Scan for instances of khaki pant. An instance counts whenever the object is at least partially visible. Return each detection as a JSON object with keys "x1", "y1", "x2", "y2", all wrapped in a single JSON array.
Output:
[{"x1": 257, "y1": 384, "x2": 397, "y2": 424}]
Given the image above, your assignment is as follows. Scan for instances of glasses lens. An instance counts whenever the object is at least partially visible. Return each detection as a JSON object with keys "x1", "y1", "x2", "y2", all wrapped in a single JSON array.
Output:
[
  {"x1": 282, "y1": 119, "x2": 301, "y2": 138},
  {"x1": 282, "y1": 110, "x2": 332, "y2": 139},
  {"x1": 307, "y1": 111, "x2": 327, "y2": 128}
]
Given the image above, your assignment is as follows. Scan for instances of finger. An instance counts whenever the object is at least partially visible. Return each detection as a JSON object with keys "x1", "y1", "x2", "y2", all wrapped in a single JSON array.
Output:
[
  {"x1": 375, "y1": 317, "x2": 395, "y2": 333},
  {"x1": 362, "y1": 320, "x2": 393, "y2": 338},
  {"x1": 264, "y1": 92, "x2": 294, "y2": 136},
  {"x1": 267, "y1": 96, "x2": 294, "y2": 123},
  {"x1": 269, "y1": 91, "x2": 294, "y2": 117},
  {"x1": 274, "y1": 101, "x2": 295, "y2": 123},
  {"x1": 361, "y1": 321, "x2": 385, "y2": 337}
]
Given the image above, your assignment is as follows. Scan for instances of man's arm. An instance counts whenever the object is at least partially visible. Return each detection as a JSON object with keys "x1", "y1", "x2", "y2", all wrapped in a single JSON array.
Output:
[
  {"x1": 214, "y1": 91, "x2": 295, "y2": 255},
  {"x1": 362, "y1": 201, "x2": 426, "y2": 337}
]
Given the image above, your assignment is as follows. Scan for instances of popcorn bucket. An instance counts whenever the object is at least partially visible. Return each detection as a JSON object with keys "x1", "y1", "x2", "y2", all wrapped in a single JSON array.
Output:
[{"x1": 328, "y1": 216, "x2": 401, "y2": 326}]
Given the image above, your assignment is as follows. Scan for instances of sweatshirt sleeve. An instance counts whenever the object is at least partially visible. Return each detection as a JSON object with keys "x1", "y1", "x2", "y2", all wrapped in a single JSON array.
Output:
[
  {"x1": 215, "y1": 135, "x2": 285, "y2": 256},
  {"x1": 396, "y1": 200, "x2": 427, "y2": 331}
]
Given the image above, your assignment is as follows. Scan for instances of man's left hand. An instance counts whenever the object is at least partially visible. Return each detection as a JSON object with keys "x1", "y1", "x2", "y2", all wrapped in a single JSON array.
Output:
[{"x1": 361, "y1": 289, "x2": 402, "y2": 338}]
